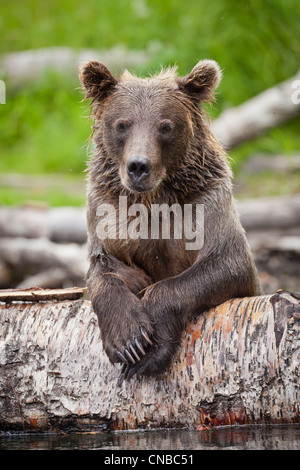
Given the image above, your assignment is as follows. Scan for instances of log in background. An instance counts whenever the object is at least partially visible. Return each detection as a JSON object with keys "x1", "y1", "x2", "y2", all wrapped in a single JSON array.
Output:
[{"x1": 0, "y1": 290, "x2": 299, "y2": 432}]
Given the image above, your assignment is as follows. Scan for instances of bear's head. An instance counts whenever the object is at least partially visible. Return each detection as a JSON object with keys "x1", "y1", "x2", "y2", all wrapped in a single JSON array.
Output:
[{"x1": 80, "y1": 60, "x2": 222, "y2": 195}]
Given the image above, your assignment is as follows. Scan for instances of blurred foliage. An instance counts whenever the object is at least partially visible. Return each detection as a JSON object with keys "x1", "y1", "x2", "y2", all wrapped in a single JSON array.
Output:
[{"x1": 0, "y1": 0, "x2": 299, "y2": 204}]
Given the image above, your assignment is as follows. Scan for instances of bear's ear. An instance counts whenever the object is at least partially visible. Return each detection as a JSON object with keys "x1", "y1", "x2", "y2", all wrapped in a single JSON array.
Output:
[
  {"x1": 79, "y1": 61, "x2": 117, "y2": 102},
  {"x1": 178, "y1": 60, "x2": 222, "y2": 102}
]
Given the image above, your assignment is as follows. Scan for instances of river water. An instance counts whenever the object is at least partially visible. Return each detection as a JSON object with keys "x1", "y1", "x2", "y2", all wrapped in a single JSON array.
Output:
[{"x1": 0, "y1": 424, "x2": 299, "y2": 450}]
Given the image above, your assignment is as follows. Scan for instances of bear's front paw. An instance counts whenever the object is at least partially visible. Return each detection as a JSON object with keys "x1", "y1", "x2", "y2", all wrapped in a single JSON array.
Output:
[
  {"x1": 122, "y1": 339, "x2": 181, "y2": 380},
  {"x1": 121, "y1": 289, "x2": 185, "y2": 379},
  {"x1": 97, "y1": 299, "x2": 154, "y2": 368}
]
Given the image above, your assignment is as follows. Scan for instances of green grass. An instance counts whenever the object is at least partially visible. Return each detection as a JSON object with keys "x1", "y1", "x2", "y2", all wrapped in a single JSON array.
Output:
[
  {"x1": 0, "y1": 73, "x2": 90, "y2": 175},
  {"x1": 0, "y1": 0, "x2": 300, "y2": 205},
  {"x1": 0, "y1": 182, "x2": 86, "y2": 207},
  {"x1": 234, "y1": 170, "x2": 300, "y2": 199}
]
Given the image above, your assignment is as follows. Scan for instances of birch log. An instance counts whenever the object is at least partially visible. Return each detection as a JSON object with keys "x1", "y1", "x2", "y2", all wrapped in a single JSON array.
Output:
[
  {"x1": 212, "y1": 69, "x2": 300, "y2": 149},
  {"x1": 1, "y1": 47, "x2": 153, "y2": 86},
  {"x1": 0, "y1": 289, "x2": 299, "y2": 432}
]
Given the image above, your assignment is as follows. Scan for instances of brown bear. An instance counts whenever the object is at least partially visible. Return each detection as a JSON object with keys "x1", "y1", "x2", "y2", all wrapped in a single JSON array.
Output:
[{"x1": 80, "y1": 60, "x2": 262, "y2": 379}]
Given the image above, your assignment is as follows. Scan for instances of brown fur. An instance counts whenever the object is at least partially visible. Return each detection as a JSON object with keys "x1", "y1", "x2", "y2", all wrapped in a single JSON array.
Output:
[{"x1": 80, "y1": 60, "x2": 262, "y2": 378}]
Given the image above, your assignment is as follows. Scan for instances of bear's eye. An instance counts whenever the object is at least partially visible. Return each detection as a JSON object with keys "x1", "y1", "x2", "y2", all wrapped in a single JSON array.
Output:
[
  {"x1": 159, "y1": 120, "x2": 174, "y2": 136},
  {"x1": 115, "y1": 119, "x2": 130, "y2": 134}
]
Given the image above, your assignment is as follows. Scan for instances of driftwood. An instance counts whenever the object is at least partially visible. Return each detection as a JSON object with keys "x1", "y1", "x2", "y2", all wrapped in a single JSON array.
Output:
[
  {"x1": 241, "y1": 153, "x2": 300, "y2": 174},
  {"x1": 1, "y1": 234, "x2": 299, "y2": 293},
  {"x1": 0, "y1": 195, "x2": 300, "y2": 292},
  {"x1": 1, "y1": 195, "x2": 300, "y2": 242},
  {"x1": 0, "y1": 288, "x2": 299, "y2": 432},
  {"x1": 0, "y1": 206, "x2": 87, "y2": 244},
  {"x1": 237, "y1": 194, "x2": 300, "y2": 231},
  {"x1": 1, "y1": 234, "x2": 300, "y2": 294},
  {"x1": 212, "y1": 69, "x2": 300, "y2": 149},
  {"x1": 0, "y1": 237, "x2": 88, "y2": 289},
  {"x1": 1, "y1": 46, "x2": 154, "y2": 86},
  {"x1": 1, "y1": 47, "x2": 299, "y2": 147}
]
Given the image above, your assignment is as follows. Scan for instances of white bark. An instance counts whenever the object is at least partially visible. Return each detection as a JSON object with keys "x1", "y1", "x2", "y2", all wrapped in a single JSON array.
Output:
[
  {"x1": 241, "y1": 153, "x2": 300, "y2": 174},
  {"x1": 0, "y1": 206, "x2": 87, "y2": 243},
  {"x1": 237, "y1": 194, "x2": 300, "y2": 231},
  {"x1": 0, "y1": 237, "x2": 88, "y2": 281},
  {"x1": 212, "y1": 70, "x2": 300, "y2": 148},
  {"x1": 1, "y1": 46, "x2": 154, "y2": 86},
  {"x1": 0, "y1": 290, "x2": 299, "y2": 432}
]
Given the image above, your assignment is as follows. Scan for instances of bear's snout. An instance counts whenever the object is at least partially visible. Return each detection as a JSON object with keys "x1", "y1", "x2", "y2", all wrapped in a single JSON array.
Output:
[
  {"x1": 127, "y1": 156, "x2": 152, "y2": 179},
  {"x1": 126, "y1": 156, "x2": 153, "y2": 190}
]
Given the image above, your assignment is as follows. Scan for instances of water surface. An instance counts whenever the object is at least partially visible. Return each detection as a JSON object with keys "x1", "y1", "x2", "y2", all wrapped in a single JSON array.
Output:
[{"x1": 0, "y1": 424, "x2": 299, "y2": 450}]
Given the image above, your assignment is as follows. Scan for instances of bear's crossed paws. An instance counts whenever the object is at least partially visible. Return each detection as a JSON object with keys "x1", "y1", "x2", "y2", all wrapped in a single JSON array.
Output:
[
  {"x1": 97, "y1": 281, "x2": 184, "y2": 380},
  {"x1": 121, "y1": 339, "x2": 181, "y2": 380},
  {"x1": 118, "y1": 285, "x2": 185, "y2": 380},
  {"x1": 95, "y1": 291, "x2": 155, "y2": 371}
]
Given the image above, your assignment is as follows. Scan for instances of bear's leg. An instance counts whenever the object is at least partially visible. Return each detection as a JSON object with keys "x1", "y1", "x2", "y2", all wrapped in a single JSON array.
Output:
[
  {"x1": 87, "y1": 253, "x2": 154, "y2": 366},
  {"x1": 124, "y1": 249, "x2": 261, "y2": 378}
]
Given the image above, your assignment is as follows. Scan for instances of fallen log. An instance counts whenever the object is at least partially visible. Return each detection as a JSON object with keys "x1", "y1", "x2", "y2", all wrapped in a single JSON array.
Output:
[
  {"x1": 1, "y1": 46, "x2": 154, "y2": 86},
  {"x1": 0, "y1": 206, "x2": 87, "y2": 244},
  {"x1": 237, "y1": 194, "x2": 300, "y2": 231},
  {"x1": 0, "y1": 237, "x2": 88, "y2": 288},
  {"x1": 212, "y1": 69, "x2": 300, "y2": 149},
  {"x1": 241, "y1": 153, "x2": 300, "y2": 174},
  {"x1": 2, "y1": 49, "x2": 299, "y2": 150},
  {"x1": 1, "y1": 194, "x2": 300, "y2": 242},
  {"x1": 0, "y1": 289, "x2": 299, "y2": 432},
  {"x1": 1, "y1": 222, "x2": 300, "y2": 293}
]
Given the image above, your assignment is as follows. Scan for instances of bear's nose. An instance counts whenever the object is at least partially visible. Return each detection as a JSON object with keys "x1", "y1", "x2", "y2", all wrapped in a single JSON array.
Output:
[{"x1": 126, "y1": 157, "x2": 152, "y2": 180}]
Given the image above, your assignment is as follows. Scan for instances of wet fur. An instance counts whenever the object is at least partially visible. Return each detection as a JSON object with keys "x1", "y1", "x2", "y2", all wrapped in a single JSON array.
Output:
[{"x1": 80, "y1": 61, "x2": 262, "y2": 378}]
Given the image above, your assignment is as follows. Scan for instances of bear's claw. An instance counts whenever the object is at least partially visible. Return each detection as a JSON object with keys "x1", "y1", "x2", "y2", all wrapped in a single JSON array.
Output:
[
  {"x1": 116, "y1": 351, "x2": 128, "y2": 364},
  {"x1": 140, "y1": 327, "x2": 153, "y2": 345},
  {"x1": 124, "y1": 348, "x2": 136, "y2": 364},
  {"x1": 130, "y1": 344, "x2": 141, "y2": 361},
  {"x1": 135, "y1": 338, "x2": 146, "y2": 355},
  {"x1": 116, "y1": 327, "x2": 153, "y2": 371}
]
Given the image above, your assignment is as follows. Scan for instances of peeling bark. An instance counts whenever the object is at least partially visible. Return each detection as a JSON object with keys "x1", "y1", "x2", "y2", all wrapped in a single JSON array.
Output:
[{"x1": 0, "y1": 290, "x2": 299, "y2": 432}]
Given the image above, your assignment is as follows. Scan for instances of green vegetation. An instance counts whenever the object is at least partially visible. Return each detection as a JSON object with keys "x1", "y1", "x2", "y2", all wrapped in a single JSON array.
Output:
[
  {"x1": 0, "y1": 0, "x2": 299, "y2": 205},
  {"x1": 0, "y1": 182, "x2": 86, "y2": 207}
]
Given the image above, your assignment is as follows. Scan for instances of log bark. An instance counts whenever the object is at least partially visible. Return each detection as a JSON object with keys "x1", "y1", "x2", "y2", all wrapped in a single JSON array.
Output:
[
  {"x1": 211, "y1": 69, "x2": 300, "y2": 149},
  {"x1": 241, "y1": 153, "x2": 300, "y2": 174},
  {"x1": 0, "y1": 289, "x2": 299, "y2": 432},
  {"x1": 0, "y1": 287, "x2": 87, "y2": 302}
]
